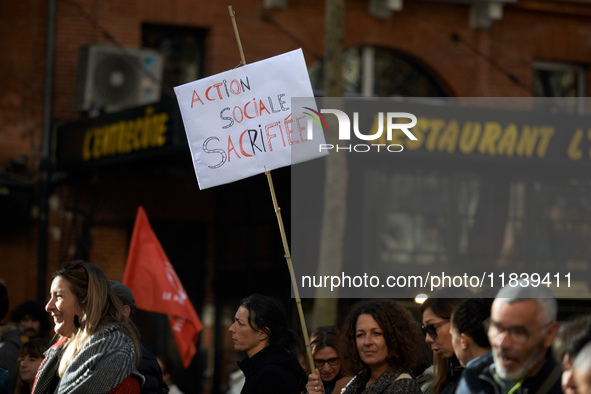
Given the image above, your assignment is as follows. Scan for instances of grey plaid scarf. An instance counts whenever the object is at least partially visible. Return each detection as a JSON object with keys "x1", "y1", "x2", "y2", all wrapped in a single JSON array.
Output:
[
  {"x1": 32, "y1": 325, "x2": 144, "y2": 394},
  {"x1": 342, "y1": 367, "x2": 422, "y2": 394}
]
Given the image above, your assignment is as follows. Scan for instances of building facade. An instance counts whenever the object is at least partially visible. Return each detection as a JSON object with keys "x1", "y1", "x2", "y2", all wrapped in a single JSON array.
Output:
[{"x1": 2, "y1": 0, "x2": 591, "y2": 392}]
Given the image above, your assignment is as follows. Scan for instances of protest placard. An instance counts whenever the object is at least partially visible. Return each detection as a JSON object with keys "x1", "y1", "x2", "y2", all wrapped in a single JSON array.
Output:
[{"x1": 174, "y1": 48, "x2": 324, "y2": 189}]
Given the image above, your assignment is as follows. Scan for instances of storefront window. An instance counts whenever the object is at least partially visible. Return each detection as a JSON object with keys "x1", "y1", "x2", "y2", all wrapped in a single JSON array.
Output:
[
  {"x1": 531, "y1": 180, "x2": 591, "y2": 265},
  {"x1": 364, "y1": 169, "x2": 591, "y2": 273},
  {"x1": 364, "y1": 169, "x2": 457, "y2": 267}
]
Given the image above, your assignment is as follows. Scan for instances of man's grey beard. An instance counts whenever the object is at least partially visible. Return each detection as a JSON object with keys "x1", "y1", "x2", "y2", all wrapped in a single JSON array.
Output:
[{"x1": 493, "y1": 340, "x2": 546, "y2": 381}]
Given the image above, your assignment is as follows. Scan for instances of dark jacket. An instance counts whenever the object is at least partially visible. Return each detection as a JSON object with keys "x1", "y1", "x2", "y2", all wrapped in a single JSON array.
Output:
[
  {"x1": 440, "y1": 356, "x2": 463, "y2": 394},
  {"x1": 237, "y1": 345, "x2": 307, "y2": 394},
  {"x1": 138, "y1": 342, "x2": 168, "y2": 394},
  {"x1": 324, "y1": 373, "x2": 342, "y2": 394},
  {"x1": 455, "y1": 352, "x2": 493, "y2": 394},
  {"x1": 0, "y1": 368, "x2": 11, "y2": 394},
  {"x1": 455, "y1": 350, "x2": 562, "y2": 394},
  {"x1": 0, "y1": 324, "x2": 21, "y2": 394},
  {"x1": 0, "y1": 324, "x2": 22, "y2": 371}
]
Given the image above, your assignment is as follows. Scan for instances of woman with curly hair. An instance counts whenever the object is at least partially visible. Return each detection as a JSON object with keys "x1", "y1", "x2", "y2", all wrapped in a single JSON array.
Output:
[{"x1": 339, "y1": 299, "x2": 424, "y2": 394}]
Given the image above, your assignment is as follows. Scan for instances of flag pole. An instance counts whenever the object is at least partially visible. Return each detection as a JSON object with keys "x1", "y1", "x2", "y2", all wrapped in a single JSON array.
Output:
[
  {"x1": 264, "y1": 168, "x2": 315, "y2": 372},
  {"x1": 228, "y1": 6, "x2": 246, "y2": 67},
  {"x1": 227, "y1": 5, "x2": 315, "y2": 373}
]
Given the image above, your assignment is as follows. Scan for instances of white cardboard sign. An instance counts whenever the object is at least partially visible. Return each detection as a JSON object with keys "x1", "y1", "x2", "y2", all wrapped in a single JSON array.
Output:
[{"x1": 174, "y1": 49, "x2": 324, "y2": 189}]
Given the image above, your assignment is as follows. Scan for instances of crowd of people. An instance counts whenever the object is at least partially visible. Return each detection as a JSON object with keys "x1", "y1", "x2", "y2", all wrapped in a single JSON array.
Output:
[
  {"x1": 227, "y1": 285, "x2": 591, "y2": 394},
  {"x1": 2, "y1": 260, "x2": 591, "y2": 394}
]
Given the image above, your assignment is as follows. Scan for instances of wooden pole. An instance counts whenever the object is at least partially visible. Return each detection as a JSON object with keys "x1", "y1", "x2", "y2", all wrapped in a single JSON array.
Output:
[
  {"x1": 265, "y1": 168, "x2": 315, "y2": 372},
  {"x1": 228, "y1": 6, "x2": 246, "y2": 66},
  {"x1": 227, "y1": 6, "x2": 315, "y2": 373}
]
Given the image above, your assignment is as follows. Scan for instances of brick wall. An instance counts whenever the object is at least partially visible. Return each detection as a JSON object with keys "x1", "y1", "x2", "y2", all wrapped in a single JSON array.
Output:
[
  {"x1": 3, "y1": 0, "x2": 591, "y2": 173},
  {"x1": 2, "y1": 0, "x2": 591, "y2": 390}
]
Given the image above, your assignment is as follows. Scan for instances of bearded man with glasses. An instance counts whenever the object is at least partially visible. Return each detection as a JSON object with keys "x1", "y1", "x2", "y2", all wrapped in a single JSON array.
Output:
[{"x1": 456, "y1": 281, "x2": 562, "y2": 394}]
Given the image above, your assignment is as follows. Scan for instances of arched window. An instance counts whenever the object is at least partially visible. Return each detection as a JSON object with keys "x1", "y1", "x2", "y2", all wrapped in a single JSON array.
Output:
[{"x1": 309, "y1": 46, "x2": 447, "y2": 97}]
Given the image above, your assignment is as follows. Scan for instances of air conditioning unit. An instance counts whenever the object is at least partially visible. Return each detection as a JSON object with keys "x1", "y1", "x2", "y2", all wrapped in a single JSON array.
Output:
[{"x1": 75, "y1": 45, "x2": 164, "y2": 113}]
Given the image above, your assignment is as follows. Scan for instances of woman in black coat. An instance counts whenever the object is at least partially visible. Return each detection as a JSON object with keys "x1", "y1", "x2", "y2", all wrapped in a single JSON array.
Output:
[{"x1": 228, "y1": 294, "x2": 307, "y2": 394}]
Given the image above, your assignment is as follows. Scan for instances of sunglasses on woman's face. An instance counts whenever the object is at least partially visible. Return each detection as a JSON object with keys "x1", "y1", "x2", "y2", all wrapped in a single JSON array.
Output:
[
  {"x1": 421, "y1": 320, "x2": 449, "y2": 340},
  {"x1": 313, "y1": 357, "x2": 340, "y2": 368}
]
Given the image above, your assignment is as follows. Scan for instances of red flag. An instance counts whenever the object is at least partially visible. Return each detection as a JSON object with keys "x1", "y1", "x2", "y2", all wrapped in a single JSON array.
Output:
[{"x1": 123, "y1": 206, "x2": 203, "y2": 368}]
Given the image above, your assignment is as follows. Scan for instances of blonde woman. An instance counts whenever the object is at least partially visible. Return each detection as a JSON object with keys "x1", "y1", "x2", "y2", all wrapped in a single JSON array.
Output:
[{"x1": 33, "y1": 261, "x2": 143, "y2": 394}]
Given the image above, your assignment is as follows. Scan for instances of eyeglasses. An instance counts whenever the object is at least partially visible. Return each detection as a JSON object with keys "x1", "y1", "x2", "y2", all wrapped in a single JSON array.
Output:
[
  {"x1": 313, "y1": 357, "x2": 340, "y2": 368},
  {"x1": 422, "y1": 320, "x2": 449, "y2": 340},
  {"x1": 484, "y1": 317, "x2": 554, "y2": 345}
]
